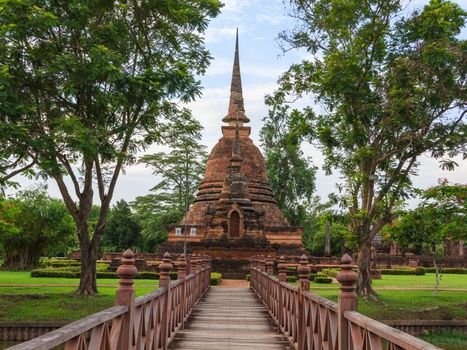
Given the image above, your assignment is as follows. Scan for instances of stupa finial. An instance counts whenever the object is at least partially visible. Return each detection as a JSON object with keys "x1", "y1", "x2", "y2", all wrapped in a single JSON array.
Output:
[{"x1": 223, "y1": 28, "x2": 250, "y2": 125}]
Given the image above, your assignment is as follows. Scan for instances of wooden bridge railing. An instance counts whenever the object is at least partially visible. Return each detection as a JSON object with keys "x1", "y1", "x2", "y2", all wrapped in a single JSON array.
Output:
[
  {"x1": 8, "y1": 250, "x2": 211, "y2": 350},
  {"x1": 250, "y1": 254, "x2": 441, "y2": 350}
]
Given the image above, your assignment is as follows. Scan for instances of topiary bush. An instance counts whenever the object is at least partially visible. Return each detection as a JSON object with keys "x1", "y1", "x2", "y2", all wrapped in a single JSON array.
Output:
[
  {"x1": 210, "y1": 272, "x2": 222, "y2": 286},
  {"x1": 286, "y1": 276, "x2": 297, "y2": 283},
  {"x1": 314, "y1": 276, "x2": 332, "y2": 284},
  {"x1": 309, "y1": 273, "x2": 318, "y2": 281},
  {"x1": 414, "y1": 267, "x2": 426, "y2": 275}
]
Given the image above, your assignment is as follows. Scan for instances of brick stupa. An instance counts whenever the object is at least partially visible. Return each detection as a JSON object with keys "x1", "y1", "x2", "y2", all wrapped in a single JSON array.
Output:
[{"x1": 166, "y1": 32, "x2": 304, "y2": 276}]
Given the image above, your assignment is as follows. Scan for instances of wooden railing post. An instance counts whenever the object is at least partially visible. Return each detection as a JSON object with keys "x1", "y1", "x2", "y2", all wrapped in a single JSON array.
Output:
[
  {"x1": 266, "y1": 255, "x2": 274, "y2": 276},
  {"x1": 177, "y1": 254, "x2": 187, "y2": 329},
  {"x1": 336, "y1": 254, "x2": 358, "y2": 350},
  {"x1": 160, "y1": 252, "x2": 173, "y2": 350},
  {"x1": 277, "y1": 256, "x2": 287, "y2": 283},
  {"x1": 115, "y1": 249, "x2": 137, "y2": 350},
  {"x1": 277, "y1": 255, "x2": 286, "y2": 331},
  {"x1": 259, "y1": 255, "x2": 266, "y2": 272},
  {"x1": 297, "y1": 254, "x2": 311, "y2": 350}
]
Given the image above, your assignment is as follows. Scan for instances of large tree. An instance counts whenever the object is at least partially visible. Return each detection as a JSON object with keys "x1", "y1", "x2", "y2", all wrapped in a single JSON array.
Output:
[
  {"x1": 0, "y1": 0, "x2": 221, "y2": 294},
  {"x1": 102, "y1": 199, "x2": 142, "y2": 253},
  {"x1": 260, "y1": 102, "x2": 316, "y2": 226},
  {"x1": 0, "y1": 186, "x2": 76, "y2": 269},
  {"x1": 272, "y1": 0, "x2": 466, "y2": 297},
  {"x1": 135, "y1": 128, "x2": 207, "y2": 253},
  {"x1": 385, "y1": 181, "x2": 466, "y2": 290}
]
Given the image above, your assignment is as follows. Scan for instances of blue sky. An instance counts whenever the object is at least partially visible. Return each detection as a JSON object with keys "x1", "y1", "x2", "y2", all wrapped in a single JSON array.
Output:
[{"x1": 11, "y1": 0, "x2": 467, "y2": 207}]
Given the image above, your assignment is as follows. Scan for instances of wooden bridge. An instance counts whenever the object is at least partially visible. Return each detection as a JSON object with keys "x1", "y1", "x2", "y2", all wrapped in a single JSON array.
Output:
[{"x1": 8, "y1": 251, "x2": 441, "y2": 350}]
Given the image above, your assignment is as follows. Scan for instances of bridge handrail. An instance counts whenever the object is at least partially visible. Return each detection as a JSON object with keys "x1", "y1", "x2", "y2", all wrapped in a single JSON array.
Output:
[
  {"x1": 344, "y1": 311, "x2": 441, "y2": 350},
  {"x1": 8, "y1": 251, "x2": 211, "y2": 350},
  {"x1": 7, "y1": 305, "x2": 128, "y2": 350},
  {"x1": 249, "y1": 253, "x2": 441, "y2": 350}
]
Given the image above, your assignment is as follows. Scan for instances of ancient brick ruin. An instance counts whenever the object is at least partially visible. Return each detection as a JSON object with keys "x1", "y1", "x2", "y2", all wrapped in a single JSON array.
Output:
[{"x1": 165, "y1": 32, "x2": 304, "y2": 276}]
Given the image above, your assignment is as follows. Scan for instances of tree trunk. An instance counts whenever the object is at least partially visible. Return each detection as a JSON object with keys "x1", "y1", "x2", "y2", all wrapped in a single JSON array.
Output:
[
  {"x1": 356, "y1": 241, "x2": 377, "y2": 299},
  {"x1": 77, "y1": 224, "x2": 98, "y2": 295},
  {"x1": 433, "y1": 257, "x2": 439, "y2": 294}
]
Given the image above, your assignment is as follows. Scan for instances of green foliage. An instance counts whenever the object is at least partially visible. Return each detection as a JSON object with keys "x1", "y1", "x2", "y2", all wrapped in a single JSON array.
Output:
[
  {"x1": 0, "y1": 0, "x2": 222, "y2": 293},
  {"x1": 102, "y1": 200, "x2": 143, "y2": 253},
  {"x1": 425, "y1": 268, "x2": 467, "y2": 274},
  {"x1": 245, "y1": 274, "x2": 251, "y2": 281},
  {"x1": 287, "y1": 276, "x2": 297, "y2": 283},
  {"x1": 385, "y1": 182, "x2": 466, "y2": 262},
  {"x1": 134, "y1": 133, "x2": 207, "y2": 251},
  {"x1": 414, "y1": 267, "x2": 426, "y2": 276},
  {"x1": 273, "y1": 0, "x2": 466, "y2": 296},
  {"x1": 314, "y1": 276, "x2": 333, "y2": 284},
  {"x1": 210, "y1": 272, "x2": 222, "y2": 286},
  {"x1": 260, "y1": 104, "x2": 316, "y2": 225},
  {"x1": 31, "y1": 269, "x2": 162, "y2": 280},
  {"x1": 321, "y1": 269, "x2": 339, "y2": 278},
  {"x1": 0, "y1": 187, "x2": 76, "y2": 269}
]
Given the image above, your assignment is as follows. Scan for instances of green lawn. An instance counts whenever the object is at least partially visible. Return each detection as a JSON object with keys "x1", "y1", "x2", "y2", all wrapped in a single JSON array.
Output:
[
  {"x1": 372, "y1": 273, "x2": 467, "y2": 289},
  {"x1": 313, "y1": 289, "x2": 467, "y2": 320},
  {"x1": 0, "y1": 271, "x2": 158, "y2": 321},
  {"x1": 0, "y1": 271, "x2": 158, "y2": 286}
]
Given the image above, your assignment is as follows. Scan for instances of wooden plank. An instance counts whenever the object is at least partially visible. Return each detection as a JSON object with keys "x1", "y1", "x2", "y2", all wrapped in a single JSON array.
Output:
[{"x1": 169, "y1": 288, "x2": 292, "y2": 350}]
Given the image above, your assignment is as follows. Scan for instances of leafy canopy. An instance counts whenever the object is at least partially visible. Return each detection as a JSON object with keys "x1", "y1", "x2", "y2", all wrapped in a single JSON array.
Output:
[{"x1": 273, "y1": 0, "x2": 466, "y2": 296}]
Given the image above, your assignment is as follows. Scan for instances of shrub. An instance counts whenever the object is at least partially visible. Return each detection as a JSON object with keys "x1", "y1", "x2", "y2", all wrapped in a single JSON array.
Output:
[
  {"x1": 314, "y1": 277, "x2": 332, "y2": 284},
  {"x1": 322, "y1": 269, "x2": 339, "y2": 278},
  {"x1": 245, "y1": 274, "x2": 251, "y2": 281},
  {"x1": 137, "y1": 272, "x2": 159, "y2": 280},
  {"x1": 414, "y1": 267, "x2": 426, "y2": 275},
  {"x1": 379, "y1": 269, "x2": 414, "y2": 275},
  {"x1": 309, "y1": 273, "x2": 318, "y2": 281},
  {"x1": 96, "y1": 272, "x2": 118, "y2": 279},
  {"x1": 31, "y1": 269, "x2": 159, "y2": 280},
  {"x1": 425, "y1": 267, "x2": 467, "y2": 274},
  {"x1": 211, "y1": 272, "x2": 222, "y2": 286},
  {"x1": 287, "y1": 276, "x2": 297, "y2": 283},
  {"x1": 31, "y1": 269, "x2": 79, "y2": 278}
]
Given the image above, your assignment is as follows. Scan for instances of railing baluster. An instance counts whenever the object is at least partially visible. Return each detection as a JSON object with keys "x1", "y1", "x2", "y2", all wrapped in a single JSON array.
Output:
[
  {"x1": 336, "y1": 254, "x2": 358, "y2": 350},
  {"x1": 159, "y1": 251, "x2": 173, "y2": 350},
  {"x1": 114, "y1": 249, "x2": 137, "y2": 350}
]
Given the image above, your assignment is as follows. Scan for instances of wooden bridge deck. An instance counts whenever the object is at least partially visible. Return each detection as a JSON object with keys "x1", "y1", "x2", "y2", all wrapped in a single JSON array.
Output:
[{"x1": 169, "y1": 288, "x2": 292, "y2": 350}]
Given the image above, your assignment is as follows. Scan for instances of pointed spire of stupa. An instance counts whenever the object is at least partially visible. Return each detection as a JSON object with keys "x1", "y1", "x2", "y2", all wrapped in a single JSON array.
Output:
[
  {"x1": 231, "y1": 113, "x2": 242, "y2": 161},
  {"x1": 223, "y1": 28, "x2": 250, "y2": 125}
]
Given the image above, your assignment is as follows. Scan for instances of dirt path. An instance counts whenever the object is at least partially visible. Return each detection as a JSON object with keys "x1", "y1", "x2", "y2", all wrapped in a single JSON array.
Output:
[{"x1": 213, "y1": 279, "x2": 250, "y2": 288}]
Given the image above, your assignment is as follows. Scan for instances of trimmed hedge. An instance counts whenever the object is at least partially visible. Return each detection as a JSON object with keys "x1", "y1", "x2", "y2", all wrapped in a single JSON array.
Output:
[
  {"x1": 414, "y1": 267, "x2": 426, "y2": 275},
  {"x1": 309, "y1": 273, "x2": 317, "y2": 281},
  {"x1": 379, "y1": 269, "x2": 414, "y2": 275},
  {"x1": 287, "y1": 276, "x2": 297, "y2": 283},
  {"x1": 321, "y1": 269, "x2": 339, "y2": 278},
  {"x1": 424, "y1": 267, "x2": 467, "y2": 274},
  {"x1": 30, "y1": 269, "x2": 177, "y2": 280},
  {"x1": 314, "y1": 277, "x2": 332, "y2": 284},
  {"x1": 211, "y1": 272, "x2": 222, "y2": 286}
]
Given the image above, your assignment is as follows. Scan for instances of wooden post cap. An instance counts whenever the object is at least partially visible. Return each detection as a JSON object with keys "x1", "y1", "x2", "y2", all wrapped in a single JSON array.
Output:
[
  {"x1": 277, "y1": 255, "x2": 287, "y2": 282},
  {"x1": 177, "y1": 253, "x2": 187, "y2": 280},
  {"x1": 266, "y1": 255, "x2": 274, "y2": 275},
  {"x1": 336, "y1": 253, "x2": 358, "y2": 291},
  {"x1": 117, "y1": 249, "x2": 137, "y2": 289},
  {"x1": 298, "y1": 254, "x2": 311, "y2": 291},
  {"x1": 159, "y1": 251, "x2": 173, "y2": 288}
]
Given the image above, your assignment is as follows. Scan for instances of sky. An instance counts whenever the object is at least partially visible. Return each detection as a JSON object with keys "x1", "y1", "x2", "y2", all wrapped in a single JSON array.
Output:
[{"x1": 10, "y1": 0, "x2": 467, "y2": 207}]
